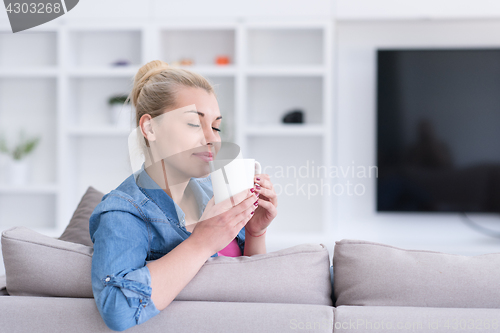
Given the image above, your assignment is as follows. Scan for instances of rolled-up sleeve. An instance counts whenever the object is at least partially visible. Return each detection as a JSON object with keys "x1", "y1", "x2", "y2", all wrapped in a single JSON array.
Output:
[{"x1": 91, "y1": 209, "x2": 160, "y2": 331}]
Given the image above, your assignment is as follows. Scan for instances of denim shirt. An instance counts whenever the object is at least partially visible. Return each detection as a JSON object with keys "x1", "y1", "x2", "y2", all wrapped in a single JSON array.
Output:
[{"x1": 89, "y1": 162, "x2": 246, "y2": 331}]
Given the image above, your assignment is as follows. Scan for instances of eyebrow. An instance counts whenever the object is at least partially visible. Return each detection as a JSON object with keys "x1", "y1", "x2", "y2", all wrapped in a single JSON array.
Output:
[{"x1": 184, "y1": 110, "x2": 222, "y2": 120}]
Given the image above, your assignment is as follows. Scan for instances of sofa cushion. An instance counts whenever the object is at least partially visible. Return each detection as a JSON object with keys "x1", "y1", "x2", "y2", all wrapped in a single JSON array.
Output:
[
  {"x1": 1, "y1": 226, "x2": 94, "y2": 297},
  {"x1": 2, "y1": 226, "x2": 332, "y2": 305},
  {"x1": 333, "y1": 239, "x2": 500, "y2": 308},
  {"x1": 0, "y1": 297, "x2": 335, "y2": 333},
  {"x1": 335, "y1": 305, "x2": 500, "y2": 330},
  {"x1": 174, "y1": 242, "x2": 332, "y2": 305},
  {"x1": 58, "y1": 186, "x2": 104, "y2": 247}
]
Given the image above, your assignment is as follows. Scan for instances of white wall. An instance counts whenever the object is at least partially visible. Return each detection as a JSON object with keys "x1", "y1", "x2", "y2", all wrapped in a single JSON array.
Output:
[
  {"x1": 335, "y1": 19, "x2": 500, "y2": 254},
  {"x1": 0, "y1": 0, "x2": 334, "y2": 22},
  {"x1": 335, "y1": 0, "x2": 500, "y2": 20}
]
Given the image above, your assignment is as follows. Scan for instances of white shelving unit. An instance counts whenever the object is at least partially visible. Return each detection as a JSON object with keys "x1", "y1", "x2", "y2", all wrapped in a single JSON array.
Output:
[{"x1": 0, "y1": 19, "x2": 334, "y2": 251}]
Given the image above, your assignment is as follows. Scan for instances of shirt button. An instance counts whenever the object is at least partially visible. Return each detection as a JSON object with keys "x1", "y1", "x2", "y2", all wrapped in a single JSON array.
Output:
[{"x1": 105, "y1": 277, "x2": 110, "y2": 282}]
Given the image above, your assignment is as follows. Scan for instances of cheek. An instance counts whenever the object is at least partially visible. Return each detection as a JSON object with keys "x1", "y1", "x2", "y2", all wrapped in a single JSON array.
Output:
[{"x1": 165, "y1": 127, "x2": 202, "y2": 156}]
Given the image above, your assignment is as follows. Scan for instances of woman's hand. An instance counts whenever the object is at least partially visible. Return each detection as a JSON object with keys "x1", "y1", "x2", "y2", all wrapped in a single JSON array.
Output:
[
  {"x1": 190, "y1": 188, "x2": 258, "y2": 255},
  {"x1": 245, "y1": 173, "x2": 278, "y2": 236}
]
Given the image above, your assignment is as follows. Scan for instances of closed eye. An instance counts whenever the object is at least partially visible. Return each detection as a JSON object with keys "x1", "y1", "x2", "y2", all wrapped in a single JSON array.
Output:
[{"x1": 188, "y1": 123, "x2": 221, "y2": 132}]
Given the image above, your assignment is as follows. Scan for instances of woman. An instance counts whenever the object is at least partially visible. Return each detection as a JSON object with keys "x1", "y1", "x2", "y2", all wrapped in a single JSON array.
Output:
[{"x1": 89, "y1": 60, "x2": 278, "y2": 331}]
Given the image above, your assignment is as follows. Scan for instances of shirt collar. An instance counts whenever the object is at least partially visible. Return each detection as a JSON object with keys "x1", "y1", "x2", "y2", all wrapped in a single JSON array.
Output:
[{"x1": 134, "y1": 162, "x2": 212, "y2": 228}]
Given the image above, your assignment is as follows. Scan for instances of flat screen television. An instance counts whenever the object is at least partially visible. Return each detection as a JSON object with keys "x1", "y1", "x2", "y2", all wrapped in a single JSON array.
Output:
[{"x1": 377, "y1": 49, "x2": 500, "y2": 213}]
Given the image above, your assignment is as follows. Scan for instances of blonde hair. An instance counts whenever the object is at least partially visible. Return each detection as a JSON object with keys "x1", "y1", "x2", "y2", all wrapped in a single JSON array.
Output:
[{"x1": 126, "y1": 60, "x2": 216, "y2": 148}]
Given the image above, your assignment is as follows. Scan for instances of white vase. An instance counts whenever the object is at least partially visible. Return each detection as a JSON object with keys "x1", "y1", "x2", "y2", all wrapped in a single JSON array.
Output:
[
  {"x1": 109, "y1": 104, "x2": 134, "y2": 129},
  {"x1": 8, "y1": 158, "x2": 30, "y2": 186}
]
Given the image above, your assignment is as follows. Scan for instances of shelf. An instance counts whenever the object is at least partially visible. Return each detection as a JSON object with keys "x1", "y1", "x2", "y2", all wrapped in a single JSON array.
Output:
[
  {"x1": 75, "y1": 137, "x2": 133, "y2": 196},
  {"x1": 160, "y1": 29, "x2": 236, "y2": 67},
  {"x1": 246, "y1": 124, "x2": 325, "y2": 136},
  {"x1": 0, "y1": 31, "x2": 57, "y2": 67},
  {"x1": 0, "y1": 20, "x2": 333, "y2": 245},
  {"x1": 68, "y1": 30, "x2": 142, "y2": 67},
  {"x1": 245, "y1": 66, "x2": 327, "y2": 76},
  {"x1": 0, "y1": 183, "x2": 59, "y2": 194},
  {"x1": 67, "y1": 77, "x2": 134, "y2": 128},
  {"x1": 0, "y1": 77, "x2": 57, "y2": 184},
  {"x1": 169, "y1": 65, "x2": 237, "y2": 76},
  {"x1": 246, "y1": 76, "x2": 323, "y2": 126},
  {"x1": 66, "y1": 64, "x2": 236, "y2": 81},
  {"x1": 67, "y1": 66, "x2": 140, "y2": 77},
  {"x1": 0, "y1": 67, "x2": 58, "y2": 77},
  {"x1": 247, "y1": 28, "x2": 323, "y2": 66},
  {"x1": 67, "y1": 126, "x2": 131, "y2": 136}
]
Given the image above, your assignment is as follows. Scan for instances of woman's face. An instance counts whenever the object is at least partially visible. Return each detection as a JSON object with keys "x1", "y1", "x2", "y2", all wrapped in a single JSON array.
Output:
[{"x1": 143, "y1": 86, "x2": 222, "y2": 179}]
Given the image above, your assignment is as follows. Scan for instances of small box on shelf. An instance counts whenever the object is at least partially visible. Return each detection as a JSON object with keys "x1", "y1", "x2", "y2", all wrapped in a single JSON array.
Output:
[{"x1": 160, "y1": 28, "x2": 236, "y2": 67}]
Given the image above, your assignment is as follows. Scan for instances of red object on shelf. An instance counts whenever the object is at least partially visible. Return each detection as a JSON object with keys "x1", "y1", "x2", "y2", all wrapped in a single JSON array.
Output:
[{"x1": 216, "y1": 55, "x2": 230, "y2": 65}]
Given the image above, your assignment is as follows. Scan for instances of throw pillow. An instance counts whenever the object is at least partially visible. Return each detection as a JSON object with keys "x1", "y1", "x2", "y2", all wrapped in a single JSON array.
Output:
[
  {"x1": 2, "y1": 226, "x2": 93, "y2": 297},
  {"x1": 58, "y1": 186, "x2": 104, "y2": 247}
]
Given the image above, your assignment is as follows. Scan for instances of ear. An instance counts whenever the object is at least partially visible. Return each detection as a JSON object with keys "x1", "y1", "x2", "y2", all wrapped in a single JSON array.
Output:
[{"x1": 140, "y1": 115, "x2": 156, "y2": 144}]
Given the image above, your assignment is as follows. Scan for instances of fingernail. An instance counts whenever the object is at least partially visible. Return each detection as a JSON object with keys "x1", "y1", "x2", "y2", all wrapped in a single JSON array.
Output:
[
  {"x1": 256, "y1": 184, "x2": 261, "y2": 189},
  {"x1": 256, "y1": 177, "x2": 260, "y2": 181},
  {"x1": 256, "y1": 193, "x2": 260, "y2": 197},
  {"x1": 251, "y1": 211, "x2": 254, "y2": 215},
  {"x1": 254, "y1": 200, "x2": 259, "y2": 206},
  {"x1": 250, "y1": 188, "x2": 255, "y2": 193}
]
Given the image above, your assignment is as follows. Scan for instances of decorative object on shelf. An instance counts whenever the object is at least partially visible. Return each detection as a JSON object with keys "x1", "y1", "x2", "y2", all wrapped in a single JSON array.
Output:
[
  {"x1": 282, "y1": 109, "x2": 304, "y2": 124},
  {"x1": 215, "y1": 55, "x2": 231, "y2": 65},
  {"x1": 0, "y1": 129, "x2": 41, "y2": 186},
  {"x1": 108, "y1": 94, "x2": 134, "y2": 129},
  {"x1": 171, "y1": 58, "x2": 194, "y2": 67},
  {"x1": 110, "y1": 59, "x2": 131, "y2": 67}
]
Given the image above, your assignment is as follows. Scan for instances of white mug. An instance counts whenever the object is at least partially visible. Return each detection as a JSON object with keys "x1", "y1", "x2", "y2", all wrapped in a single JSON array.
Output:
[{"x1": 210, "y1": 158, "x2": 262, "y2": 205}]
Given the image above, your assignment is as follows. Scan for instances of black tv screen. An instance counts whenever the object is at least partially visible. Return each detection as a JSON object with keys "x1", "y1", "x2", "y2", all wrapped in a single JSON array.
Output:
[{"x1": 377, "y1": 49, "x2": 500, "y2": 213}]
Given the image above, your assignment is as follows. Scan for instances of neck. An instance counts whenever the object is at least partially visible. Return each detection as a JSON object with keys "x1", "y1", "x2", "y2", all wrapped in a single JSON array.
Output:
[{"x1": 144, "y1": 158, "x2": 190, "y2": 204}]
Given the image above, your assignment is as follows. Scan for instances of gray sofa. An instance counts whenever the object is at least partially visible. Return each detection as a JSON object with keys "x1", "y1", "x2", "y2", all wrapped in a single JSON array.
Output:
[
  {"x1": 2, "y1": 234, "x2": 500, "y2": 333},
  {"x1": 1, "y1": 187, "x2": 500, "y2": 332}
]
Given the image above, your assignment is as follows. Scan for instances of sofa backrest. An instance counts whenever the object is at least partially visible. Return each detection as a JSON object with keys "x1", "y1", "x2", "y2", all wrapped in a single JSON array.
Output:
[
  {"x1": 333, "y1": 239, "x2": 500, "y2": 308},
  {"x1": 1, "y1": 226, "x2": 333, "y2": 306}
]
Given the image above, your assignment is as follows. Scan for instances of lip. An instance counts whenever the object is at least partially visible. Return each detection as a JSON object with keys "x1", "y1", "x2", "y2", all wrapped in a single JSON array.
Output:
[{"x1": 193, "y1": 152, "x2": 214, "y2": 162}]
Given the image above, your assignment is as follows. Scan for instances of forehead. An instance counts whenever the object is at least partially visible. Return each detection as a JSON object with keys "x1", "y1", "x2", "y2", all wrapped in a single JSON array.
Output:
[
  {"x1": 152, "y1": 103, "x2": 221, "y2": 125},
  {"x1": 175, "y1": 87, "x2": 219, "y2": 115}
]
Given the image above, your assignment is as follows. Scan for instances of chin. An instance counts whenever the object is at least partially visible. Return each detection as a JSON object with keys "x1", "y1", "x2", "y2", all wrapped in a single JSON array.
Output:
[{"x1": 189, "y1": 166, "x2": 211, "y2": 179}]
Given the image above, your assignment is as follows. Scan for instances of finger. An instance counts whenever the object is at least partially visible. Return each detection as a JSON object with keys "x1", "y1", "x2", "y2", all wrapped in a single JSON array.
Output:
[
  {"x1": 232, "y1": 187, "x2": 256, "y2": 205},
  {"x1": 254, "y1": 173, "x2": 271, "y2": 185},
  {"x1": 254, "y1": 174, "x2": 275, "y2": 192},
  {"x1": 255, "y1": 197, "x2": 277, "y2": 217},
  {"x1": 215, "y1": 187, "x2": 254, "y2": 213},
  {"x1": 254, "y1": 175, "x2": 274, "y2": 193},
  {"x1": 255, "y1": 186, "x2": 278, "y2": 207},
  {"x1": 233, "y1": 199, "x2": 256, "y2": 227},
  {"x1": 228, "y1": 190, "x2": 259, "y2": 220}
]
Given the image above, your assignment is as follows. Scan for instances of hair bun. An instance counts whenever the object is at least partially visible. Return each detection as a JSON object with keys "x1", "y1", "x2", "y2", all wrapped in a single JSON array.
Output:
[{"x1": 137, "y1": 60, "x2": 169, "y2": 82}]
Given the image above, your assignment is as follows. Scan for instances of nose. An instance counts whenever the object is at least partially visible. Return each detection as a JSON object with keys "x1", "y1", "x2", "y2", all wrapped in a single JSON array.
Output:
[{"x1": 201, "y1": 125, "x2": 220, "y2": 148}]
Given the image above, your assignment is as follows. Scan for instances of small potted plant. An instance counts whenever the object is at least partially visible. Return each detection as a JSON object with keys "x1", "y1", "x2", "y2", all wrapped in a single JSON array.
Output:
[
  {"x1": 0, "y1": 129, "x2": 41, "y2": 186},
  {"x1": 108, "y1": 94, "x2": 134, "y2": 129}
]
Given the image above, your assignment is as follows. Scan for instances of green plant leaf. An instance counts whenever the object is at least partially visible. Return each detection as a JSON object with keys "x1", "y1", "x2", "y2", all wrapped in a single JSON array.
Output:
[
  {"x1": 108, "y1": 94, "x2": 130, "y2": 105},
  {"x1": 12, "y1": 132, "x2": 40, "y2": 160}
]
